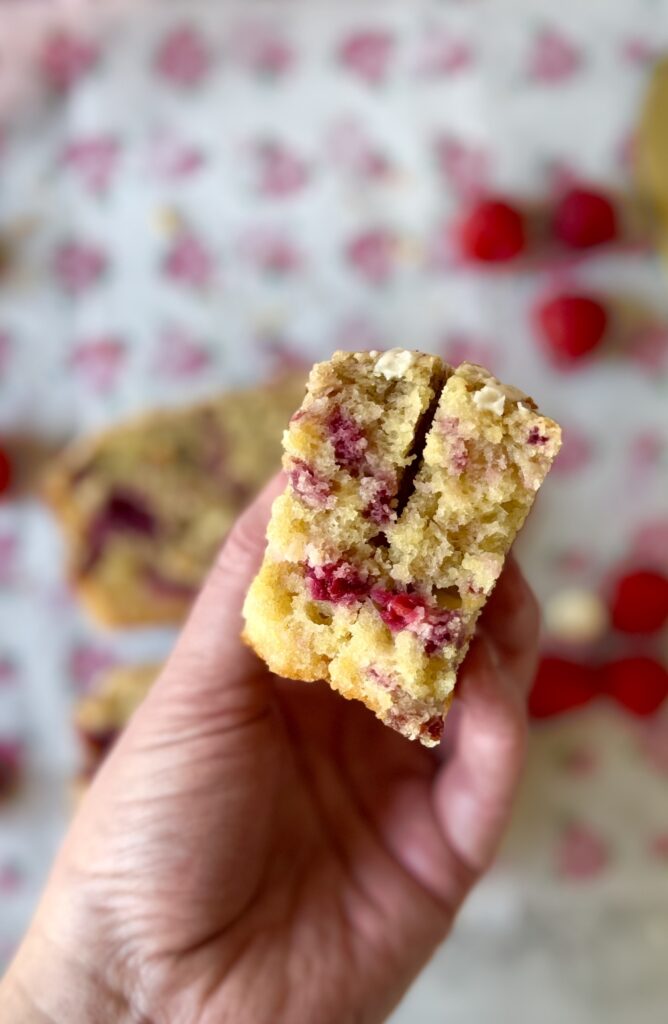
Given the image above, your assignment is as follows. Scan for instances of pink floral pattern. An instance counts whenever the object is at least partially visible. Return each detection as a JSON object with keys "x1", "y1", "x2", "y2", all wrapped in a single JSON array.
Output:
[
  {"x1": 155, "y1": 25, "x2": 212, "y2": 87},
  {"x1": 62, "y1": 136, "x2": 120, "y2": 194},
  {"x1": 345, "y1": 229, "x2": 397, "y2": 284},
  {"x1": 238, "y1": 227, "x2": 302, "y2": 276},
  {"x1": 416, "y1": 32, "x2": 474, "y2": 77},
  {"x1": 53, "y1": 241, "x2": 107, "y2": 293},
  {"x1": 228, "y1": 21, "x2": 295, "y2": 78},
  {"x1": 154, "y1": 326, "x2": 211, "y2": 377},
  {"x1": 338, "y1": 30, "x2": 395, "y2": 85},
  {"x1": 69, "y1": 338, "x2": 126, "y2": 393},
  {"x1": 527, "y1": 29, "x2": 582, "y2": 84},
  {"x1": 435, "y1": 136, "x2": 491, "y2": 201},
  {"x1": 39, "y1": 31, "x2": 98, "y2": 92},
  {"x1": 0, "y1": 534, "x2": 18, "y2": 586},
  {"x1": 551, "y1": 426, "x2": 593, "y2": 475},
  {"x1": 253, "y1": 141, "x2": 309, "y2": 197},
  {"x1": 163, "y1": 232, "x2": 215, "y2": 288},
  {"x1": 556, "y1": 822, "x2": 609, "y2": 880}
]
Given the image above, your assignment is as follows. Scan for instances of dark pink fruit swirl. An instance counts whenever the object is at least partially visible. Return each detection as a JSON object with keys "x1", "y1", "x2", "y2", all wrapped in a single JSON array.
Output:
[{"x1": 371, "y1": 587, "x2": 464, "y2": 654}]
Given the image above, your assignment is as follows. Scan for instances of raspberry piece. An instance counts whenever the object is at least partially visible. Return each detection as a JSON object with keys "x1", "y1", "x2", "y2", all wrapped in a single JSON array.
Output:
[
  {"x1": 553, "y1": 187, "x2": 617, "y2": 250},
  {"x1": 0, "y1": 447, "x2": 12, "y2": 498},
  {"x1": 288, "y1": 458, "x2": 332, "y2": 509},
  {"x1": 372, "y1": 589, "x2": 427, "y2": 631},
  {"x1": 306, "y1": 560, "x2": 369, "y2": 605},
  {"x1": 527, "y1": 426, "x2": 549, "y2": 445},
  {"x1": 326, "y1": 408, "x2": 367, "y2": 474},
  {"x1": 534, "y1": 294, "x2": 608, "y2": 366},
  {"x1": 371, "y1": 589, "x2": 463, "y2": 654},
  {"x1": 528, "y1": 656, "x2": 598, "y2": 718},
  {"x1": 458, "y1": 199, "x2": 526, "y2": 263},
  {"x1": 83, "y1": 489, "x2": 157, "y2": 573},
  {"x1": 363, "y1": 483, "x2": 393, "y2": 525},
  {"x1": 603, "y1": 657, "x2": 668, "y2": 716},
  {"x1": 609, "y1": 568, "x2": 668, "y2": 634}
]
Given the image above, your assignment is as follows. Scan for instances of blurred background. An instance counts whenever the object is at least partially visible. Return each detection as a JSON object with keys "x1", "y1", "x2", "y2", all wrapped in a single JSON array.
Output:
[{"x1": 0, "y1": 1, "x2": 667, "y2": 1021}]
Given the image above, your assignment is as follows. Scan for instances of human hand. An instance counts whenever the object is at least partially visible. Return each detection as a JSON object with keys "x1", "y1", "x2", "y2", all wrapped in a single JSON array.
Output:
[{"x1": 1, "y1": 474, "x2": 540, "y2": 1024}]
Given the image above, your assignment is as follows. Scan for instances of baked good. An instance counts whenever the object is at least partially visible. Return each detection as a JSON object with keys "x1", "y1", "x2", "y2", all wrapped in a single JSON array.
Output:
[
  {"x1": 243, "y1": 351, "x2": 561, "y2": 746},
  {"x1": 74, "y1": 664, "x2": 159, "y2": 783},
  {"x1": 44, "y1": 373, "x2": 305, "y2": 626}
]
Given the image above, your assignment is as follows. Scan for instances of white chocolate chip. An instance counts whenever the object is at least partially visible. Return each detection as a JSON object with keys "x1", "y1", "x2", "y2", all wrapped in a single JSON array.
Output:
[
  {"x1": 544, "y1": 588, "x2": 609, "y2": 645},
  {"x1": 472, "y1": 384, "x2": 506, "y2": 416},
  {"x1": 517, "y1": 402, "x2": 532, "y2": 416},
  {"x1": 374, "y1": 348, "x2": 414, "y2": 380}
]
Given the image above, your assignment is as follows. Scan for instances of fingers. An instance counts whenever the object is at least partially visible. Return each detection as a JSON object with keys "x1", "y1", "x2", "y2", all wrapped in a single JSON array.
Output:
[
  {"x1": 433, "y1": 632, "x2": 528, "y2": 887},
  {"x1": 148, "y1": 472, "x2": 285, "y2": 716}
]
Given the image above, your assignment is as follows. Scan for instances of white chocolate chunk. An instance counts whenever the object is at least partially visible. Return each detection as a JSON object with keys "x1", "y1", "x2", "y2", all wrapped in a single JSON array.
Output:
[
  {"x1": 374, "y1": 349, "x2": 415, "y2": 380},
  {"x1": 544, "y1": 588, "x2": 609, "y2": 644},
  {"x1": 472, "y1": 384, "x2": 506, "y2": 416}
]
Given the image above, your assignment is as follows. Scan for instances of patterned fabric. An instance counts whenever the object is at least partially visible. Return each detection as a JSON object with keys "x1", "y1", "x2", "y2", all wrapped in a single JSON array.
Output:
[{"x1": 0, "y1": 1, "x2": 667, "y2": 1019}]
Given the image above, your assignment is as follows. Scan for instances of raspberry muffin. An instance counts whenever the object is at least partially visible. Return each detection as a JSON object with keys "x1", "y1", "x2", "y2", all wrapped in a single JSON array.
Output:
[
  {"x1": 44, "y1": 373, "x2": 305, "y2": 626},
  {"x1": 243, "y1": 351, "x2": 561, "y2": 746},
  {"x1": 74, "y1": 664, "x2": 159, "y2": 785}
]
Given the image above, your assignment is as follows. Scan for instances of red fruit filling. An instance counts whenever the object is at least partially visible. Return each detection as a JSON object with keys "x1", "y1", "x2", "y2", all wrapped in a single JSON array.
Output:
[
  {"x1": 535, "y1": 293, "x2": 608, "y2": 365},
  {"x1": 83, "y1": 489, "x2": 157, "y2": 573},
  {"x1": 527, "y1": 426, "x2": 549, "y2": 445},
  {"x1": 603, "y1": 656, "x2": 668, "y2": 717},
  {"x1": 307, "y1": 560, "x2": 369, "y2": 605},
  {"x1": 371, "y1": 588, "x2": 463, "y2": 654},
  {"x1": 288, "y1": 458, "x2": 333, "y2": 509},
  {"x1": 609, "y1": 568, "x2": 668, "y2": 634},
  {"x1": 553, "y1": 187, "x2": 617, "y2": 250},
  {"x1": 459, "y1": 198, "x2": 526, "y2": 263},
  {"x1": 78, "y1": 726, "x2": 118, "y2": 760},
  {"x1": 327, "y1": 407, "x2": 367, "y2": 474}
]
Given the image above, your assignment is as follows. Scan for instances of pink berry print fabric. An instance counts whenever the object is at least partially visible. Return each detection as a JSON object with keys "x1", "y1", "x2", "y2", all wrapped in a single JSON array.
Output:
[{"x1": 1, "y1": 1, "x2": 668, "y2": 1020}]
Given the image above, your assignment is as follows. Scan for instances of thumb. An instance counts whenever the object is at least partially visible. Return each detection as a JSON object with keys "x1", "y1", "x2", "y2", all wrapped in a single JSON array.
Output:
[{"x1": 141, "y1": 472, "x2": 286, "y2": 730}]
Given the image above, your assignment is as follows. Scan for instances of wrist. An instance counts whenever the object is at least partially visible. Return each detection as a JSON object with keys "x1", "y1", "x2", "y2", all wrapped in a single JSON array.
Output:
[{"x1": 1, "y1": 927, "x2": 134, "y2": 1024}]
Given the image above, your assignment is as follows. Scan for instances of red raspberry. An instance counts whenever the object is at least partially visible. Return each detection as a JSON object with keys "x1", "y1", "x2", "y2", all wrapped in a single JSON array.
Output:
[
  {"x1": 306, "y1": 560, "x2": 369, "y2": 605},
  {"x1": 458, "y1": 199, "x2": 526, "y2": 263},
  {"x1": 534, "y1": 293, "x2": 608, "y2": 365},
  {"x1": 603, "y1": 657, "x2": 668, "y2": 716},
  {"x1": 609, "y1": 569, "x2": 668, "y2": 634},
  {"x1": 0, "y1": 447, "x2": 12, "y2": 497},
  {"x1": 372, "y1": 589, "x2": 426, "y2": 631},
  {"x1": 553, "y1": 187, "x2": 617, "y2": 250},
  {"x1": 528, "y1": 656, "x2": 599, "y2": 719}
]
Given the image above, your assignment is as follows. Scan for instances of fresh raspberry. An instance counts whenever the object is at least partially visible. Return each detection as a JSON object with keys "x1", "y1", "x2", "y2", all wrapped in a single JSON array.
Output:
[
  {"x1": 553, "y1": 187, "x2": 617, "y2": 250},
  {"x1": 528, "y1": 656, "x2": 599, "y2": 719},
  {"x1": 603, "y1": 656, "x2": 668, "y2": 716},
  {"x1": 0, "y1": 447, "x2": 12, "y2": 497},
  {"x1": 306, "y1": 560, "x2": 369, "y2": 605},
  {"x1": 534, "y1": 293, "x2": 608, "y2": 366},
  {"x1": 609, "y1": 568, "x2": 668, "y2": 634},
  {"x1": 458, "y1": 198, "x2": 526, "y2": 263}
]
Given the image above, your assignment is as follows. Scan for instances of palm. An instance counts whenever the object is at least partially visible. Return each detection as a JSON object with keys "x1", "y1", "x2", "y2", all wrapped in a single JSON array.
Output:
[{"x1": 30, "y1": 482, "x2": 537, "y2": 1024}]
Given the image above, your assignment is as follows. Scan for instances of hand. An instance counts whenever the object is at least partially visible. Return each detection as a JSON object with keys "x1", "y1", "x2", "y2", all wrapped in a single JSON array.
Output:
[{"x1": 1, "y1": 475, "x2": 540, "y2": 1024}]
